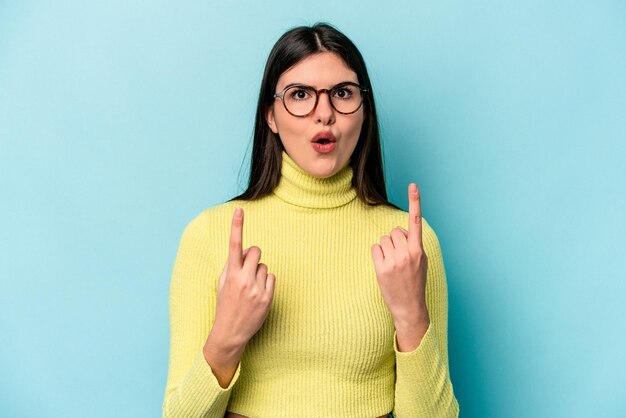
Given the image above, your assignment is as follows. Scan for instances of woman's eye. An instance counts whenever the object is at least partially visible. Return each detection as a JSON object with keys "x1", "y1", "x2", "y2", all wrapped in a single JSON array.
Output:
[
  {"x1": 333, "y1": 87, "x2": 354, "y2": 99},
  {"x1": 290, "y1": 89, "x2": 311, "y2": 100}
]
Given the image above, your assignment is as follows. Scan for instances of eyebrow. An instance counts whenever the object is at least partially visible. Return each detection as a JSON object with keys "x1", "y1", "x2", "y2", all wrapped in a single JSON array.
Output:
[{"x1": 281, "y1": 81, "x2": 358, "y2": 90}]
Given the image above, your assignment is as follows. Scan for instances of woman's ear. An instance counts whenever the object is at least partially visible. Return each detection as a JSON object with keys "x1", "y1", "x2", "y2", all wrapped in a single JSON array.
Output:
[{"x1": 266, "y1": 105, "x2": 278, "y2": 134}]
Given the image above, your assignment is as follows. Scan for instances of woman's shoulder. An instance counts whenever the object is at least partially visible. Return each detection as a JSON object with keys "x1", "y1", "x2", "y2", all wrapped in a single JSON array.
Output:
[
  {"x1": 175, "y1": 201, "x2": 230, "y2": 239},
  {"x1": 181, "y1": 198, "x2": 266, "y2": 234}
]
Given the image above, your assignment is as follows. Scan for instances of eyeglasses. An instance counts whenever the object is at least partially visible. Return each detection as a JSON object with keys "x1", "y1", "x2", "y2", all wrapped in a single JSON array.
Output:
[{"x1": 273, "y1": 82, "x2": 368, "y2": 117}]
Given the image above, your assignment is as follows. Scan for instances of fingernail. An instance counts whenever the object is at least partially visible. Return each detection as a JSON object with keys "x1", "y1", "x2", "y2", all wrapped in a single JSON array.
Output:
[{"x1": 235, "y1": 208, "x2": 242, "y2": 218}]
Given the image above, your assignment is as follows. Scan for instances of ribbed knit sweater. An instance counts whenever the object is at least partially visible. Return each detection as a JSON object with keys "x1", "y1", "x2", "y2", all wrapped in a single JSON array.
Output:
[{"x1": 162, "y1": 150, "x2": 459, "y2": 418}]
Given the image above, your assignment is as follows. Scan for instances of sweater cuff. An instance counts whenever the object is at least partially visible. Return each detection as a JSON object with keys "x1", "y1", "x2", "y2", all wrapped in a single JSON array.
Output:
[
  {"x1": 393, "y1": 321, "x2": 437, "y2": 356},
  {"x1": 177, "y1": 350, "x2": 241, "y2": 414},
  {"x1": 393, "y1": 323, "x2": 459, "y2": 416},
  {"x1": 393, "y1": 322, "x2": 443, "y2": 379}
]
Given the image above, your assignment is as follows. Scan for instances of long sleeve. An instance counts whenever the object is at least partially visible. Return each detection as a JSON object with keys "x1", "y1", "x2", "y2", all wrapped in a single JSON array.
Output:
[
  {"x1": 162, "y1": 158, "x2": 462, "y2": 416},
  {"x1": 162, "y1": 211, "x2": 242, "y2": 418},
  {"x1": 391, "y1": 220, "x2": 460, "y2": 418}
]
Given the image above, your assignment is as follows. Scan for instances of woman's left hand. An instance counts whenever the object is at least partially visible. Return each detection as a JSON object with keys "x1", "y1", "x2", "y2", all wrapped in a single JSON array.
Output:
[{"x1": 370, "y1": 183, "x2": 430, "y2": 330}]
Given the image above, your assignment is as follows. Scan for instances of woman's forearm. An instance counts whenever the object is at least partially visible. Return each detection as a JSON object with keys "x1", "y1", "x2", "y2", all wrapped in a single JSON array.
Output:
[{"x1": 203, "y1": 325, "x2": 247, "y2": 389}]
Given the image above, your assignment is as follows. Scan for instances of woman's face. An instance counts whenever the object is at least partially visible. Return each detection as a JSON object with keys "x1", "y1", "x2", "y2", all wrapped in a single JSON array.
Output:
[{"x1": 266, "y1": 51, "x2": 366, "y2": 179}]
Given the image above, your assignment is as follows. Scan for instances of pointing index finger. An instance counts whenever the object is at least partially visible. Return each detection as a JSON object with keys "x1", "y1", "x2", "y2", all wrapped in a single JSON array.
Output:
[
  {"x1": 228, "y1": 208, "x2": 243, "y2": 270},
  {"x1": 408, "y1": 183, "x2": 423, "y2": 250}
]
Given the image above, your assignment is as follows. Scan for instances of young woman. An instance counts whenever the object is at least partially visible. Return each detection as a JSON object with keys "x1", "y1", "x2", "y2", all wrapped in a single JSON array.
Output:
[{"x1": 162, "y1": 22, "x2": 460, "y2": 418}]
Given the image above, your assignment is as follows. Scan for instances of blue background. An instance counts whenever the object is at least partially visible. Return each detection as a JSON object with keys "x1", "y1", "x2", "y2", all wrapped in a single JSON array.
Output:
[{"x1": 1, "y1": 1, "x2": 624, "y2": 417}]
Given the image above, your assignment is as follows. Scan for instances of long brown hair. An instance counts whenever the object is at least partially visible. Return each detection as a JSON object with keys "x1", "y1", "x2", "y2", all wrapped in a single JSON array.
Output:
[{"x1": 228, "y1": 22, "x2": 401, "y2": 210}]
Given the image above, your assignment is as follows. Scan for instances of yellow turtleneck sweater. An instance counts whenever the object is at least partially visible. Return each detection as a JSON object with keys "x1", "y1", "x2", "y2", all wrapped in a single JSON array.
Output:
[{"x1": 163, "y1": 151, "x2": 459, "y2": 418}]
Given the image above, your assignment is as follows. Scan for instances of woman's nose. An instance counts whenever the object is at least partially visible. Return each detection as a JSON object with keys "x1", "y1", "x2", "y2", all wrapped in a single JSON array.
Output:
[{"x1": 314, "y1": 91, "x2": 335, "y2": 124}]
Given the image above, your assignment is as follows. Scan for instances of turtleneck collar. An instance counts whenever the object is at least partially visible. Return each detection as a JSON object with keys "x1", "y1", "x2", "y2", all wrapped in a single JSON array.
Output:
[{"x1": 272, "y1": 150, "x2": 357, "y2": 209}]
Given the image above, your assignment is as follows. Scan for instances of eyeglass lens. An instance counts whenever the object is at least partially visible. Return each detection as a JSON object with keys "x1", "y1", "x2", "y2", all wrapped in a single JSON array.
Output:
[{"x1": 283, "y1": 84, "x2": 363, "y2": 116}]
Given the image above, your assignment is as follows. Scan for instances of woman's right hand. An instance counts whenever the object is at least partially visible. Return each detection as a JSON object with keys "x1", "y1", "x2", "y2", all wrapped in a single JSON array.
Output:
[
  {"x1": 210, "y1": 207, "x2": 276, "y2": 348},
  {"x1": 203, "y1": 208, "x2": 275, "y2": 388}
]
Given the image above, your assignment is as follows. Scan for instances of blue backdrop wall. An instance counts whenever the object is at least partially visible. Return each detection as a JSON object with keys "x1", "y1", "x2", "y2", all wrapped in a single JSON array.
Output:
[{"x1": 1, "y1": 1, "x2": 624, "y2": 417}]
